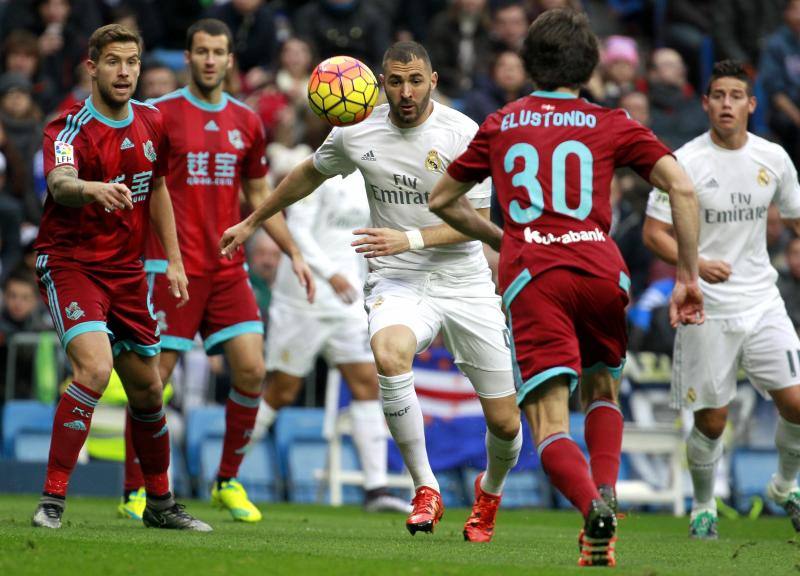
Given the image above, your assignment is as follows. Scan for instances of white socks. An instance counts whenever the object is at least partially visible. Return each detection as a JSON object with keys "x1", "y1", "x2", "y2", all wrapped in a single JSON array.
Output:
[
  {"x1": 480, "y1": 426, "x2": 522, "y2": 495},
  {"x1": 250, "y1": 398, "x2": 277, "y2": 445},
  {"x1": 378, "y1": 371, "x2": 438, "y2": 491},
  {"x1": 687, "y1": 427, "x2": 723, "y2": 512},
  {"x1": 349, "y1": 399, "x2": 388, "y2": 491},
  {"x1": 775, "y1": 417, "x2": 800, "y2": 493}
]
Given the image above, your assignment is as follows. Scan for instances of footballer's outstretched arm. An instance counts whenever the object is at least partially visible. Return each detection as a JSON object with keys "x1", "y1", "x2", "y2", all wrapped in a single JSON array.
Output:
[
  {"x1": 428, "y1": 172, "x2": 503, "y2": 251},
  {"x1": 243, "y1": 176, "x2": 315, "y2": 303},
  {"x1": 351, "y1": 206, "x2": 495, "y2": 258},
  {"x1": 149, "y1": 176, "x2": 189, "y2": 306},
  {"x1": 47, "y1": 165, "x2": 133, "y2": 210},
  {"x1": 220, "y1": 157, "x2": 330, "y2": 258}
]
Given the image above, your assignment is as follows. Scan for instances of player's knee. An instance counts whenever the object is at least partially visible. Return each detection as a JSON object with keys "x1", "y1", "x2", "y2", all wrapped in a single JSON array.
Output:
[
  {"x1": 694, "y1": 413, "x2": 727, "y2": 440},
  {"x1": 126, "y1": 378, "x2": 163, "y2": 410},
  {"x1": 486, "y1": 418, "x2": 521, "y2": 441},
  {"x1": 233, "y1": 362, "x2": 265, "y2": 394},
  {"x1": 371, "y1": 343, "x2": 413, "y2": 376},
  {"x1": 777, "y1": 403, "x2": 800, "y2": 425},
  {"x1": 266, "y1": 382, "x2": 298, "y2": 408},
  {"x1": 72, "y1": 356, "x2": 113, "y2": 392}
]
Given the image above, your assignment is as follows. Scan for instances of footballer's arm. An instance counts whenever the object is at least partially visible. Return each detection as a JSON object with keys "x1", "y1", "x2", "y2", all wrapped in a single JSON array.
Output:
[
  {"x1": 47, "y1": 165, "x2": 133, "y2": 210},
  {"x1": 351, "y1": 205, "x2": 496, "y2": 258},
  {"x1": 242, "y1": 176, "x2": 315, "y2": 303},
  {"x1": 646, "y1": 155, "x2": 705, "y2": 325},
  {"x1": 220, "y1": 157, "x2": 329, "y2": 258},
  {"x1": 643, "y1": 217, "x2": 731, "y2": 284},
  {"x1": 149, "y1": 176, "x2": 189, "y2": 305},
  {"x1": 428, "y1": 172, "x2": 503, "y2": 251}
]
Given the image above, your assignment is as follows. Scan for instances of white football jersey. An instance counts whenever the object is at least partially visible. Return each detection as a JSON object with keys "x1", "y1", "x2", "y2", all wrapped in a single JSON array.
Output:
[
  {"x1": 646, "y1": 131, "x2": 800, "y2": 318},
  {"x1": 271, "y1": 171, "x2": 371, "y2": 316},
  {"x1": 313, "y1": 101, "x2": 492, "y2": 274}
]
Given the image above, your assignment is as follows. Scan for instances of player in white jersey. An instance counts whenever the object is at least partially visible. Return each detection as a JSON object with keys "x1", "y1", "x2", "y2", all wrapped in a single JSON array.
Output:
[
  {"x1": 251, "y1": 171, "x2": 409, "y2": 513},
  {"x1": 644, "y1": 61, "x2": 800, "y2": 538},
  {"x1": 221, "y1": 42, "x2": 522, "y2": 541}
]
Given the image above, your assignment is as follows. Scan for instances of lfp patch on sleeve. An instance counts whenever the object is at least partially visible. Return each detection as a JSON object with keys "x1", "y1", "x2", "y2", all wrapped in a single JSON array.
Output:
[{"x1": 54, "y1": 140, "x2": 75, "y2": 166}]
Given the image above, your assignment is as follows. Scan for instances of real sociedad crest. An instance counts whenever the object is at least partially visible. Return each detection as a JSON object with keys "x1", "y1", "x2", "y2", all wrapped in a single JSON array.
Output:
[
  {"x1": 228, "y1": 129, "x2": 245, "y2": 150},
  {"x1": 65, "y1": 301, "x2": 85, "y2": 321},
  {"x1": 143, "y1": 140, "x2": 157, "y2": 162}
]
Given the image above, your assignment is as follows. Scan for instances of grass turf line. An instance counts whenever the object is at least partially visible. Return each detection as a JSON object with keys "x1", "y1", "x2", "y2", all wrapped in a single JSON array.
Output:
[{"x1": 0, "y1": 495, "x2": 798, "y2": 575}]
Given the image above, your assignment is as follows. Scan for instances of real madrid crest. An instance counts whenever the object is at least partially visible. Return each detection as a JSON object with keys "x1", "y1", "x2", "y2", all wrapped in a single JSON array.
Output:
[
  {"x1": 686, "y1": 387, "x2": 697, "y2": 403},
  {"x1": 425, "y1": 149, "x2": 442, "y2": 172},
  {"x1": 757, "y1": 167, "x2": 770, "y2": 186}
]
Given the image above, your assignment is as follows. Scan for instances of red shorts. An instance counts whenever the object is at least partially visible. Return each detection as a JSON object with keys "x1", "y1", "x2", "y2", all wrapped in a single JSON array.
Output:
[
  {"x1": 504, "y1": 267, "x2": 629, "y2": 404},
  {"x1": 35, "y1": 254, "x2": 160, "y2": 356},
  {"x1": 148, "y1": 263, "x2": 263, "y2": 355}
]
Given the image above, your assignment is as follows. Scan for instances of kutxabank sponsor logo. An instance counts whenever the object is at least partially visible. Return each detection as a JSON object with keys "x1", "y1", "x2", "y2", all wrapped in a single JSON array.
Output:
[{"x1": 524, "y1": 227, "x2": 606, "y2": 245}]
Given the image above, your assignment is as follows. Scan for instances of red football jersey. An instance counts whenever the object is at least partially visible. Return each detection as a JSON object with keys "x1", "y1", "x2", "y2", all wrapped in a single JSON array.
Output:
[
  {"x1": 144, "y1": 87, "x2": 268, "y2": 275},
  {"x1": 448, "y1": 92, "x2": 671, "y2": 293},
  {"x1": 36, "y1": 97, "x2": 168, "y2": 266}
]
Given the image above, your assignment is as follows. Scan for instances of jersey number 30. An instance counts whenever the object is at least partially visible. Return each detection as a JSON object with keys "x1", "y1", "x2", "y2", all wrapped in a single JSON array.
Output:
[{"x1": 504, "y1": 141, "x2": 593, "y2": 223}]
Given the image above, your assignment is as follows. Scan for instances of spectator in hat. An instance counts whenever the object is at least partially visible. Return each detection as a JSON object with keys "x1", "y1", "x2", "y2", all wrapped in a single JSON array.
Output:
[{"x1": 600, "y1": 35, "x2": 640, "y2": 106}]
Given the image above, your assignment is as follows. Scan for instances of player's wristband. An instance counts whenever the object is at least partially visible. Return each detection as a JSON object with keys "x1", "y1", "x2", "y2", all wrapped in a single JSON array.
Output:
[{"x1": 405, "y1": 229, "x2": 425, "y2": 250}]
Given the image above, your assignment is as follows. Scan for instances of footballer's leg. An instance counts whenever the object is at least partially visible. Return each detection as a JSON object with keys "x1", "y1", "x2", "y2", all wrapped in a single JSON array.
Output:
[
  {"x1": 688, "y1": 407, "x2": 726, "y2": 539},
  {"x1": 462, "y1": 388, "x2": 520, "y2": 543},
  {"x1": 581, "y1": 368, "x2": 623, "y2": 514},
  {"x1": 767, "y1": 385, "x2": 800, "y2": 531},
  {"x1": 371, "y1": 325, "x2": 442, "y2": 534},
  {"x1": 211, "y1": 333, "x2": 265, "y2": 523},
  {"x1": 522, "y1": 378, "x2": 615, "y2": 566},
  {"x1": 339, "y1": 361, "x2": 410, "y2": 513},
  {"x1": 33, "y1": 332, "x2": 113, "y2": 528},
  {"x1": 116, "y1": 350, "x2": 211, "y2": 531},
  {"x1": 119, "y1": 350, "x2": 179, "y2": 520}
]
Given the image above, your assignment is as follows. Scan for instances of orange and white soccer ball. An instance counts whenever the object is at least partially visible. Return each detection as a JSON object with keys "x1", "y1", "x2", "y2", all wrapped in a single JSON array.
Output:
[{"x1": 307, "y1": 56, "x2": 379, "y2": 127}]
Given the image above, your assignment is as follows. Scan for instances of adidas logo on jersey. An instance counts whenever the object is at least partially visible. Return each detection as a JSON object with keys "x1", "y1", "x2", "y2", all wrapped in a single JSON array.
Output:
[
  {"x1": 204, "y1": 120, "x2": 220, "y2": 132},
  {"x1": 705, "y1": 178, "x2": 719, "y2": 188},
  {"x1": 361, "y1": 150, "x2": 377, "y2": 161},
  {"x1": 120, "y1": 137, "x2": 134, "y2": 150}
]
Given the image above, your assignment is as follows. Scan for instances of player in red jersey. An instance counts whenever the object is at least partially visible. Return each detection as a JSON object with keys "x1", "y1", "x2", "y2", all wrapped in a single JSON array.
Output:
[
  {"x1": 116, "y1": 19, "x2": 314, "y2": 523},
  {"x1": 31, "y1": 24, "x2": 210, "y2": 531},
  {"x1": 430, "y1": 9, "x2": 703, "y2": 566}
]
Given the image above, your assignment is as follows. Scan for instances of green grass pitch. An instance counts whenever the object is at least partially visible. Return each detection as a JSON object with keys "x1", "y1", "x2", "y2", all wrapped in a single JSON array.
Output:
[{"x1": 0, "y1": 495, "x2": 798, "y2": 575}]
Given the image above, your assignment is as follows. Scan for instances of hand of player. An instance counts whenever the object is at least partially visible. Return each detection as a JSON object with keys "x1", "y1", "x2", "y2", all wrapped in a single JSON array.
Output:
[
  {"x1": 669, "y1": 279, "x2": 705, "y2": 328},
  {"x1": 351, "y1": 227, "x2": 411, "y2": 258},
  {"x1": 698, "y1": 258, "x2": 731, "y2": 284},
  {"x1": 219, "y1": 219, "x2": 256, "y2": 260},
  {"x1": 291, "y1": 253, "x2": 316, "y2": 303},
  {"x1": 166, "y1": 259, "x2": 189, "y2": 308},
  {"x1": 328, "y1": 273, "x2": 358, "y2": 304},
  {"x1": 84, "y1": 181, "x2": 133, "y2": 212}
]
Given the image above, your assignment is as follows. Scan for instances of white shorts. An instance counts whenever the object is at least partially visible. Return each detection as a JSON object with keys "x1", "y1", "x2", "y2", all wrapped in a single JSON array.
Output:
[
  {"x1": 364, "y1": 267, "x2": 515, "y2": 398},
  {"x1": 265, "y1": 302, "x2": 374, "y2": 377},
  {"x1": 672, "y1": 297, "x2": 800, "y2": 410}
]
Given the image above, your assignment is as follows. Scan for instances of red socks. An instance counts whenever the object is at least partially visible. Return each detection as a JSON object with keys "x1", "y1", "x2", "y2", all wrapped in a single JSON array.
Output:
[
  {"x1": 128, "y1": 404, "x2": 171, "y2": 496},
  {"x1": 584, "y1": 399, "x2": 623, "y2": 488},
  {"x1": 43, "y1": 381, "x2": 100, "y2": 497},
  {"x1": 217, "y1": 386, "x2": 261, "y2": 480},
  {"x1": 124, "y1": 410, "x2": 145, "y2": 492},
  {"x1": 539, "y1": 433, "x2": 600, "y2": 518}
]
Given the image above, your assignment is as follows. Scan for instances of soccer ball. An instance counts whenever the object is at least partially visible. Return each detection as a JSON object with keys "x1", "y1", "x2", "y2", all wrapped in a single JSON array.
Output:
[{"x1": 307, "y1": 56, "x2": 379, "y2": 127}]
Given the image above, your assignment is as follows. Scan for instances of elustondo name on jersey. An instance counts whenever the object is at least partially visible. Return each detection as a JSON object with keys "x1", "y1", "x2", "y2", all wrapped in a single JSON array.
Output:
[{"x1": 500, "y1": 110, "x2": 597, "y2": 132}]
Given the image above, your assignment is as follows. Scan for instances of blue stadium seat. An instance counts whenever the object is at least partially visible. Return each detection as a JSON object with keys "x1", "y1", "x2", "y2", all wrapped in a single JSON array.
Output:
[
  {"x1": 731, "y1": 448, "x2": 783, "y2": 515},
  {"x1": 2, "y1": 400, "x2": 54, "y2": 459},
  {"x1": 286, "y1": 439, "x2": 362, "y2": 504},
  {"x1": 185, "y1": 406, "x2": 225, "y2": 477},
  {"x1": 273, "y1": 407, "x2": 325, "y2": 478}
]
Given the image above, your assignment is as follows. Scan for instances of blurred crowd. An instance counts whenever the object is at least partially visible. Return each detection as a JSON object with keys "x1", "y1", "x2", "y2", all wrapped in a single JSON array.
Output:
[{"x1": 4, "y1": 0, "x2": 800, "y2": 406}]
